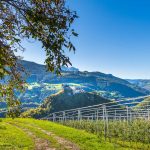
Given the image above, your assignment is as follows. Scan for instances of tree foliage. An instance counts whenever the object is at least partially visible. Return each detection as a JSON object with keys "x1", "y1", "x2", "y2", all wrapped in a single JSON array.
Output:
[{"x1": 0, "y1": 0, "x2": 78, "y2": 117}]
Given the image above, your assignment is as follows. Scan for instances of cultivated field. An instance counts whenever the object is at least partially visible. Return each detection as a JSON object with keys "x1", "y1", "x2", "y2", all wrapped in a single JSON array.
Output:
[{"x1": 62, "y1": 119, "x2": 150, "y2": 150}]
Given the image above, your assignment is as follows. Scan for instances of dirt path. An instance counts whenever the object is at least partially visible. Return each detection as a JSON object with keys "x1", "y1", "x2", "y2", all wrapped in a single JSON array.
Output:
[
  {"x1": 36, "y1": 127, "x2": 80, "y2": 150},
  {"x1": 22, "y1": 128, "x2": 55, "y2": 150},
  {"x1": 8, "y1": 122, "x2": 80, "y2": 150},
  {"x1": 6, "y1": 122, "x2": 55, "y2": 150}
]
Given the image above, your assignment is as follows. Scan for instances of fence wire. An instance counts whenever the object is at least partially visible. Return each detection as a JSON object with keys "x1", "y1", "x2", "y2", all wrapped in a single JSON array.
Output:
[{"x1": 42, "y1": 95, "x2": 150, "y2": 122}]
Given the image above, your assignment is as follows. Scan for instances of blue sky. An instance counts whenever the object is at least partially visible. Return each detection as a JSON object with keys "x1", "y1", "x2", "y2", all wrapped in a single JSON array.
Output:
[{"x1": 19, "y1": 0, "x2": 150, "y2": 79}]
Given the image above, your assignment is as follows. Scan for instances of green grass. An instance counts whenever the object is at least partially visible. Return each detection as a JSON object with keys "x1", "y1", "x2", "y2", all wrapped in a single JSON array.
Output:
[
  {"x1": 0, "y1": 120, "x2": 34, "y2": 150},
  {"x1": 1, "y1": 118, "x2": 128, "y2": 150},
  {"x1": 7, "y1": 120, "x2": 63, "y2": 149}
]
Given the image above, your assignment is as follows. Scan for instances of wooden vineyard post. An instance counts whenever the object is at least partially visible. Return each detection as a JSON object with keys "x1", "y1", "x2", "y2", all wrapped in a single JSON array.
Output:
[
  {"x1": 130, "y1": 108, "x2": 132, "y2": 122},
  {"x1": 115, "y1": 110, "x2": 117, "y2": 121},
  {"x1": 103, "y1": 105, "x2": 105, "y2": 121},
  {"x1": 119, "y1": 114, "x2": 121, "y2": 122},
  {"x1": 96, "y1": 108, "x2": 99, "y2": 134},
  {"x1": 148, "y1": 109, "x2": 150, "y2": 120},
  {"x1": 78, "y1": 109, "x2": 81, "y2": 121},
  {"x1": 52, "y1": 113, "x2": 56, "y2": 122},
  {"x1": 63, "y1": 111, "x2": 66, "y2": 122},
  {"x1": 103, "y1": 105, "x2": 107, "y2": 141},
  {"x1": 96, "y1": 108, "x2": 99, "y2": 121},
  {"x1": 126, "y1": 106, "x2": 129, "y2": 123},
  {"x1": 105, "y1": 106, "x2": 109, "y2": 139}
]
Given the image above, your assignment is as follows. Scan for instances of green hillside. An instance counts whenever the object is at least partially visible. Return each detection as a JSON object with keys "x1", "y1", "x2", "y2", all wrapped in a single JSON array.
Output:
[
  {"x1": 0, "y1": 118, "x2": 126, "y2": 150},
  {"x1": 135, "y1": 96, "x2": 150, "y2": 108},
  {"x1": 1, "y1": 60, "x2": 149, "y2": 113},
  {"x1": 21, "y1": 60, "x2": 148, "y2": 98},
  {"x1": 22, "y1": 87, "x2": 118, "y2": 118},
  {"x1": 17, "y1": 60, "x2": 149, "y2": 109}
]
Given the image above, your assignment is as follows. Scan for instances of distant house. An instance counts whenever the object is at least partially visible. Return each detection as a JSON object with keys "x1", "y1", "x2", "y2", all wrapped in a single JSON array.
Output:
[
  {"x1": 62, "y1": 84, "x2": 85, "y2": 95},
  {"x1": 62, "y1": 84, "x2": 73, "y2": 94}
]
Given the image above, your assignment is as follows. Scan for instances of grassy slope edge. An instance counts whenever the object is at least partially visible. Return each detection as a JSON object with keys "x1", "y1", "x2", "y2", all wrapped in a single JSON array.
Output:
[{"x1": 1, "y1": 118, "x2": 127, "y2": 150}]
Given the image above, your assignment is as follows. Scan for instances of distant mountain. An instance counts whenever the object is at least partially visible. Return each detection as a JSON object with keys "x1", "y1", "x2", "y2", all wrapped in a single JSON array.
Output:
[
  {"x1": 18, "y1": 60, "x2": 149, "y2": 108},
  {"x1": 21, "y1": 87, "x2": 120, "y2": 118},
  {"x1": 1, "y1": 60, "x2": 149, "y2": 112},
  {"x1": 19, "y1": 60, "x2": 79, "y2": 77},
  {"x1": 127, "y1": 79, "x2": 150, "y2": 91},
  {"x1": 61, "y1": 66, "x2": 79, "y2": 72}
]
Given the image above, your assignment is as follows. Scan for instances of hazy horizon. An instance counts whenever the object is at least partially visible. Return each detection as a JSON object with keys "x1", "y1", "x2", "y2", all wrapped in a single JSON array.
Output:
[{"x1": 20, "y1": 59, "x2": 149, "y2": 80}]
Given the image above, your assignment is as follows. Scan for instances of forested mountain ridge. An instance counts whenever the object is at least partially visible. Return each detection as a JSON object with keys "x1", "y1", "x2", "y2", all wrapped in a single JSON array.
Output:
[
  {"x1": 21, "y1": 60, "x2": 148, "y2": 96},
  {"x1": 1, "y1": 60, "x2": 149, "y2": 113},
  {"x1": 18, "y1": 60, "x2": 149, "y2": 107},
  {"x1": 22, "y1": 87, "x2": 119, "y2": 118}
]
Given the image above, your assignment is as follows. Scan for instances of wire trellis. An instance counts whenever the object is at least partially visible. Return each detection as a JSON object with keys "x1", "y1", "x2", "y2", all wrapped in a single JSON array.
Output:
[{"x1": 42, "y1": 95, "x2": 150, "y2": 122}]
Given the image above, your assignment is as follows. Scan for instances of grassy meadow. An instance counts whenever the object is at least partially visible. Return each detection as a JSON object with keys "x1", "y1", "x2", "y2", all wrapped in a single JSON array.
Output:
[{"x1": 0, "y1": 118, "x2": 129, "y2": 150}]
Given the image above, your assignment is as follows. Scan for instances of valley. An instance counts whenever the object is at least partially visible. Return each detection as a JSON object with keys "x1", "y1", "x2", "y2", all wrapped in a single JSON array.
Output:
[{"x1": 1, "y1": 60, "x2": 150, "y2": 116}]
